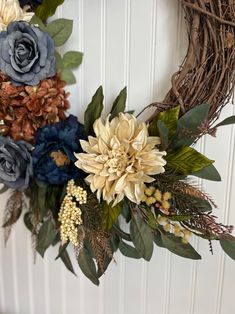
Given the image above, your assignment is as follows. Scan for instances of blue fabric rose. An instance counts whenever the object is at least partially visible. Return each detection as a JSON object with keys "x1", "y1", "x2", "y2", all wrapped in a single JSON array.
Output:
[
  {"x1": 0, "y1": 21, "x2": 55, "y2": 86},
  {"x1": 33, "y1": 115, "x2": 86, "y2": 185},
  {"x1": 0, "y1": 136, "x2": 32, "y2": 190}
]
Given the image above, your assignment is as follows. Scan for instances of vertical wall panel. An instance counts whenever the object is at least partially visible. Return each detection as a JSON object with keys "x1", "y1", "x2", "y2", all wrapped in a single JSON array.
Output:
[{"x1": 0, "y1": 1, "x2": 235, "y2": 313}]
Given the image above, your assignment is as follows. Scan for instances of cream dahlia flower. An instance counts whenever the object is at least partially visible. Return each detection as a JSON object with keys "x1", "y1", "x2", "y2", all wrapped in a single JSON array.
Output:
[
  {"x1": 0, "y1": 0, "x2": 33, "y2": 31},
  {"x1": 75, "y1": 113, "x2": 167, "y2": 206}
]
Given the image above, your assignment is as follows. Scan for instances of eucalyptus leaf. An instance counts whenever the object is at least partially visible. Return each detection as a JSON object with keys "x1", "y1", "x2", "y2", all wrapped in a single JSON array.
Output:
[
  {"x1": 119, "y1": 240, "x2": 141, "y2": 259},
  {"x1": 61, "y1": 69, "x2": 76, "y2": 85},
  {"x1": 46, "y1": 19, "x2": 73, "y2": 47},
  {"x1": 58, "y1": 245, "x2": 76, "y2": 275},
  {"x1": 24, "y1": 212, "x2": 33, "y2": 232},
  {"x1": 36, "y1": 220, "x2": 57, "y2": 257},
  {"x1": 77, "y1": 247, "x2": 99, "y2": 285},
  {"x1": 192, "y1": 164, "x2": 221, "y2": 181},
  {"x1": 166, "y1": 146, "x2": 214, "y2": 175},
  {"x1": 55, "y1": 242, "x2": 69, "y2": 260},
  {"x1": 215, "y1": 116, "x2": 235, "y2": 128},
  {"x1": 121, "y1": 198, "x2": 131, "y2": 223},
  {"x1": 160, "y1": 230, "x2": 201, "y2": 260},
  {"x1": 220, "y1": 237, "x2": 235, "y2": 260},
  {"x1": 63, "y1": 51, "x2": 83, "y2": 69},
  {"x1": 188, "y1": 196, "x2": 213, "y2": 212},
  {"x1": 102, "y1": 202, "x2": 122, "y2": 231},
  {"x1": 130, "y1": 214, "x2": 153, "y2": 261},
  {"x1": 84, "y1": 86, "x2": 104, "y2": 135},
  {"x1": 153, "y1": 231, "x2": 164, "y2": 248},
  {"x1": 110, "y1": 87, "x2": 127, "y2": 120},
  {"x1": 38, "y1": 184, "x2": 48, "y2": 217},
  {"x1": 172, "y1": 103, "x2": 210, "y2": 148},
  {"x1": 157, "y1": 120, "x2": 169, "y2": 150},
  {"x1": 177, "y1": 103, "x2": 210, "y2": 131},
  {"x1": 36, "y1": 0, "x2": 64, "y2": 21}
]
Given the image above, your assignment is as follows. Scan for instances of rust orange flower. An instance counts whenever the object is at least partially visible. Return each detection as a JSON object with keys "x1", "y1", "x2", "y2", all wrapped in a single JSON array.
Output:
[{"x1": 0, "y1": 73, "x2": 70, "y2": 142}]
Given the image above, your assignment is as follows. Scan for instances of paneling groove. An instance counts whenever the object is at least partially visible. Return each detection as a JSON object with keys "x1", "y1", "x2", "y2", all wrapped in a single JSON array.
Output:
[{"x1": 0, "y1": 1, "x2": 235, "y2": 314}]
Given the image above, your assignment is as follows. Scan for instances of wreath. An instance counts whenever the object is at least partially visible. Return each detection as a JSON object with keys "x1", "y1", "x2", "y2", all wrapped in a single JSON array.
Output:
[{"x1": 0, "y1": 0, "x2": 234, "y2": 285}]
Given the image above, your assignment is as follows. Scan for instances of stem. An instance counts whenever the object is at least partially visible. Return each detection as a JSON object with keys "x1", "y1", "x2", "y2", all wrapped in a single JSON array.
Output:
[{"x1": 113, "y1": 224, "x2": 132, "y2": 241}]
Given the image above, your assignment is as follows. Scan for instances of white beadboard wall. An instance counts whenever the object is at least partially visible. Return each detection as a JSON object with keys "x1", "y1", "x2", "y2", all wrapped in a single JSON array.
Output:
[{"x1": 1, "y1": 1, "x2": 235, "y2": 313}]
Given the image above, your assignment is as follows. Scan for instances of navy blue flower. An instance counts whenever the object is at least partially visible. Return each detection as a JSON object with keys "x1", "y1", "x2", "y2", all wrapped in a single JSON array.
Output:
[
  {"x1": 33, "y1": 115, "x2": 86, "y2": 185},
  {"x1": 19, "y1": 0, "x2": 42, "y2": 8}
]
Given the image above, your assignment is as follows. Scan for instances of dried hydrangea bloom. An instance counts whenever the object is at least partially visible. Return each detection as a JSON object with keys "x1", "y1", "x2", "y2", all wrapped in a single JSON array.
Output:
[
  {"x1": 0, "y1": 74, "x2": 70, "y2": 142},
  {"x1": 75, "y1": 113, "x2": 167, "y2": 206},
  {"x1": 0, "y1": 0, "x2": 33, "y2": 31}
]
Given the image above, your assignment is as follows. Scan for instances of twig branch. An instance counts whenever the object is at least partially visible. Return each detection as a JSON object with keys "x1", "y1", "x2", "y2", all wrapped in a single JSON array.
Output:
[{"x1": 181, "y1": 0, "x2": 235, "y2": 27}]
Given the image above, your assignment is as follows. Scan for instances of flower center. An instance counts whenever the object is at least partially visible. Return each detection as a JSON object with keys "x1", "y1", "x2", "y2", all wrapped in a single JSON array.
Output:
[
  {"x1": 50, "y1": 151, "x2": 70, "y2": 167},
  {"x1": 106, "y1": 147, "x2": 131, "y2": 175}
]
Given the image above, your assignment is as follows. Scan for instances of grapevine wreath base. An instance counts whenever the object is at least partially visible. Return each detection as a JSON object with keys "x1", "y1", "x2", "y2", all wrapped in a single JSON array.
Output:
[{"x1": 0, "y1": 0, "x2": 234, "y2": 285}]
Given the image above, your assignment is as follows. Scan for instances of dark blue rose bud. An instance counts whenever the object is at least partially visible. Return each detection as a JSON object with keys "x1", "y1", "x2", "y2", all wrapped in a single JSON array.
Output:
[
  {"x1": 0, "y1": 21, "x2": 55, "y2": 86},
  {"x1": 33, "y1": 115, "x2": 86, "y2": 185},
  {"x1": 0, "y1": 137, "x2": 33, "y2": 190}
]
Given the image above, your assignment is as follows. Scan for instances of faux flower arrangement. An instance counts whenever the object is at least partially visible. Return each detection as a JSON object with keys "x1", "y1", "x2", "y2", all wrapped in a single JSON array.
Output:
[{"x1": 1, "y1": 0, "x2": 235, "y2": 286}]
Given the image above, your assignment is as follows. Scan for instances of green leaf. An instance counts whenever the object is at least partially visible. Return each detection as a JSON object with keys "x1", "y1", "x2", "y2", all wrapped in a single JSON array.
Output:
[
  {"x1": 63, "y1": 51, "x2": 83, "y2": 69},
  {"x1": 55, "y1": 242, "x2": 69, "y2": 260},
  {"x1": 166, "y1": 146, "x2": 214, "y2": 175},
  {"x1": 185, "y1": 196, "x2": 213, "y2": 212},
  {"x1": 24, "y1": 212, "x2": 33, "y2": 232},
  {"x1": 55, "y1": 50, "x2": 64, "y2": 72},
  {"x1": 30, "y1": 15, "x2": 46, "y2": 31},
  {"x1": 36, "y1": 0, "x2": 64, "y2": 21},
  {"x1": 160, "y1": 230, "x2": 201, "y2": 259},
  {"x1": 58, "y1": 245, "x2": 76, "y2": 275},
  {"x1": 46, "y1": 19, "x2": 73, "y2": 47},
  {"x1": 157, "y1": 120, "x2": 169, "y2": 150},
  {"x1": 130, "y1": 214, "x2": 153, "y2": 261},
  {"x1": 215, "y1": 116, "x2": 235, "y2": 128},
  {"x1": 119, "y1": 240, "x2": 141, "y2": 259},
  {"x1": 148, "y1": 116, "x2": 159, "y2": 136},
  {"x1": 153, "y1": 231, "x2": 164, "y2": 248},
  {"x1": 172, "y1": 103, "x2": 210, "y2": 148},
  {"x1": 36, "y1": 220, "x2": 57, "y2": 257},
  {"x1": 110, "y1": 87, "x2": 127, "y2": 120},
  {"x1": 158, "y1": 106, "x2": 180, "y2": 137},
  {"x1": 60, "y1": 69, "x2": 76, "y2": 85},
  {"x1": 192, "y1": 164, "x2": 221, "y2": 181},
  {"x1": 84, "y1": 86, "x2": 104, "y2": 135},
  {"x1": 38, "y1": 183, "x2": 48, "y2": 217},
  {"x1": 77, "y1": 247, "x2": 99, "y2": 285},
  {"x1": 102, "y1": 202, "x2": 122, "y2": 231},
  {"x1": 121, "y1": 198, "x2": 131, "y2": 223},
  {"x1": 220, "y1": 237, "x2": 235, "y2": 260},
  {"x1": 178, "y1": 103, "x2": 210, "y2": 131}
]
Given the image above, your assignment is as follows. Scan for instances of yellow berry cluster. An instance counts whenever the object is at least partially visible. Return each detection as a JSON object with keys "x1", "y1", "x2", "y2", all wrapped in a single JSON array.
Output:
[
  {"x1": 157, "y1": 216, "x2": 192, "y2": 244},
  {"x1": 141, "y1": 186, "x2": 172, "y2": 214},
  {"x1": 58, "y1": 180, "x2": 87, "y2": 247}
]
